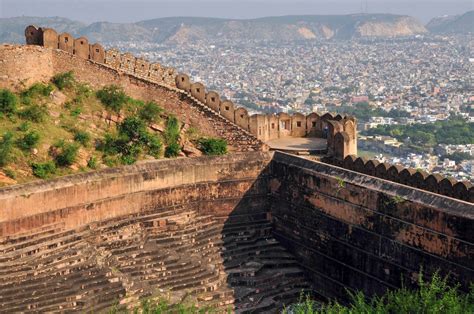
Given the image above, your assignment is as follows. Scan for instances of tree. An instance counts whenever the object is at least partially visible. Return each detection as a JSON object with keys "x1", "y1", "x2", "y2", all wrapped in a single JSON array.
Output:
[
  {"x1": 96, "y1": 85, "x2": 128, "y2": 113},
  {"x1": 0, "y1": 89, "x2": 18, "y2": 115}
]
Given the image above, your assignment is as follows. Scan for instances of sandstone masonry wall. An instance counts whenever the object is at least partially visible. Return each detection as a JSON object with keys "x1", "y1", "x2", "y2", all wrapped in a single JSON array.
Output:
[
  {"x1": 0, "y1": 44, "x2": 264, "y2": 152},
  {"x1": 22, "y1": 25, "x2": 355, "y2": 158},
  {"x1": 324, "y1": 155, "x2": 473, "y2": 203},
  {"x1": 0, "y1": 152, "x2": 273, "y2": 237},
  {"x1": 270, "y1": 152, "x2": 473, "y2": 301}
]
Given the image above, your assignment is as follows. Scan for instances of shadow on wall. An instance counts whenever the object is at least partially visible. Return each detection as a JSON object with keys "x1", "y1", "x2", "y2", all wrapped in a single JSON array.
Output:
[{"x1": 219, "y1": 162, "x2": 314, "y2": 312}]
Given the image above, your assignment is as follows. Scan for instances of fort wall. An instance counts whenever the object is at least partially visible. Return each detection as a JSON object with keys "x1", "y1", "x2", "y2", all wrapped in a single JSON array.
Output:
[
  {"x1": 0, "y1": 152, "x2": 273, "y2": 237},
  {"x1": 0, "y1": 44, "x2": 264, "y2": 152},
  {"x1": 324, "y1": 155, "x2": 473, "y2": 203},
  {"x1": 22, "y1": 25, "x2": 356, "y2": 159},
  {"x1": 270, "y1": 152, "x2": 474, "y2": 301}
]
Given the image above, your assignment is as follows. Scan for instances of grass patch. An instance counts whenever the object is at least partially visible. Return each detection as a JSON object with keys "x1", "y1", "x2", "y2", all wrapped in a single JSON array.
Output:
[
  {"x1": 31, "y1": 161, "x2": 56, "y2": 179},
  {"x1": 198, "y1": 138, "x2": 227, "y2": 156},
  {"x1": 0, "y1": 89, "x2": 18, "y2": 115}
]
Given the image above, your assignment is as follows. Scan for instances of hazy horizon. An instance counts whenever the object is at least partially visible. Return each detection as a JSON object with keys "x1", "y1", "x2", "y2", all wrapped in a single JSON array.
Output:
[{"x1": 1, "y1": 0, "x2": 472, "y2": 24}]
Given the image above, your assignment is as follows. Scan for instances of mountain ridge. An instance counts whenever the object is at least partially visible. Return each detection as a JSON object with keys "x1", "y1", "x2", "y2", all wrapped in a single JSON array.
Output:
[{"x1": 1, "y1": 13, "x2": 428, "y2": 44}]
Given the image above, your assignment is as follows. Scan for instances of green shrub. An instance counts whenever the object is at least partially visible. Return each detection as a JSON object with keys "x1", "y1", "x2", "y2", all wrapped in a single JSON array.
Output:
[
  {"x1": 139, "y1": 101, "x2": 163, "y2": 123},
  {"x1": 19, "y1": 104, "x2": 48, "y2": 122},
  {"x1": 164, "y1": 116, "x2": 180, "y2": 145},
  {"x1": 21, "y1": 83, "x2": 53, "y2": 102},
  {"x1": 73, "y1": 130, "x2": 91, "y2": 147},
  {"x1": 286, "y1": 271, "x2": 474, "y2": 314},
  {"x1": 31, "y1": 161, "x2": 56, "y2": 179},
  {"x1": 96, "y1": 85, "x2": 128, "y2": 113},
  {"x1": 0, "y1": 132, "x2": 14, "y2": 167},
  {"x1": 87, "y1": 156, "x2": 98, "y2": 169},
  {"x1": 51, "y1": 71, "x2": 75, "y2": 90},
  {"x1": 99, "y1": 116, "x2": 165, "y2": 164},
  {"x1": 165, "y1": 142, "x2": 181, "y2": 158},
  {"x1": 18, "y1": 121, "x2": 30, "y2": 132},
  {"x1": 17, "y1": 130, "x2": 40, "y2": 151},
  {"x1": 70, "y1": 106, "x2": 82, "y2": 117},
  {"x1": 198, "y1": 138, "x2": 227, "y2": 156},
  {"x1": 118, "y1": 116, "x2": 148, "y2": 142},
  {"x1": 53, "y1": 141, "x2": 79, "y2": 167},
  {"x1": 0, "y1": 89, "x2": 18, "y2": 115},
  {"x1": 146, "y1": 134, "x2": 163, "y2": 158}
]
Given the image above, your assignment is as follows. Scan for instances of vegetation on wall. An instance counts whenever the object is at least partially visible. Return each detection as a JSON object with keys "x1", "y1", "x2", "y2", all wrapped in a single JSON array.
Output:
[
  {"x1": 198, "y1": 138, "x2": 228, "y2": 156},
  {"x1": 0, "y1": 72, "x2": 225, "y2": 185},
  {"x1": 285, "y1": 272, "x2": 474, "y2": 314}
]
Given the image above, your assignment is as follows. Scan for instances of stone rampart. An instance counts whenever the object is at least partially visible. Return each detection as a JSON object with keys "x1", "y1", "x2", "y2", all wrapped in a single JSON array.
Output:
[
  {"x1": 0, "y1": 43, "x2": 264, "y2": 152},
  {"x1": 325, "y1": 155, "x2": 473, "y2": 203},
  {"x1": 270, "y1": 152, "x2": 474, "y2": 301},
  {"x1": 23, "y1": 25, "x2": 356, "y2": 159}
]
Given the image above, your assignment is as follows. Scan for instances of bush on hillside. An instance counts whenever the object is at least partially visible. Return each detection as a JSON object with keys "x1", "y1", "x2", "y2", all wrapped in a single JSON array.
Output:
[
  {"x1": 53, "y1": 140, "x2": 79, "y2": 167},
  {"x1": 19, "y1": 104, "x2": 48, "y2": 122},
  {"x1": 165, "y1": 142, "x2": 181, "y2": 158},
  {"x1": 96, "y1": 85, "x2": 128, "y2": 113},
  {"x1": 20, "y1": 83, "x2": 54, "y2": 106},
  {"x1": 31, "y1": 161, "x2": 56, "y2": 179},
  {"x1": 139, "y1": 101, "x2": 163, "y2": 123},
  {"x1": 0, "y1": 132, "x2": 14, "y2": 167},
  {"x1": 16, "y1": 130, "x2": 40, "y2": 151},
  {"x1": 73, "y1": 130, "x2": 91, "y2": 147},
  {"x1": 52, "y1": 71, "x2": 75, "y2": 90},
  {"x1": 0, "y1": 89, "x2": 18, "y2": 115},
  {"x1": 164, "y1": 116, "x2": 180, "y2": 145},
  {"x1": 198, "y1": 138, "x2": 227, "y2": 156}
]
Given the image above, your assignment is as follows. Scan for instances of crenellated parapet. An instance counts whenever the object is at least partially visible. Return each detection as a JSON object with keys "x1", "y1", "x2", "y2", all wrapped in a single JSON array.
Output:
[
  {"x1": 173, "y1": 72, "x2": 358, "y2": 156},
  {"x1": 333, "y1": 155, "x2": 473, "y2": 203},
  {"x1": 24, "y1": 25, "x2": 177, "y2": 88},
  {"x1": 24, "y1": 25, "x2": 356, "y2": 159}
]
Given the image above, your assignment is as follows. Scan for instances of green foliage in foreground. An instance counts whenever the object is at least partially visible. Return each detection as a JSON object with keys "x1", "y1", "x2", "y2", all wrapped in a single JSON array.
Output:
[
  {"x1": 51, "y1": 71, "x2": 75, "y2": 90},
  {"x1": 286, "y1": 272, "x2": 474, "y2": 314},
  {"x1": 198, "y1": 137, "x2": 227, "y2": 156},
  {"x1": 53, "y1": 141, "x2": 80, "y2": 167},
  {"x1": 0, "y1": 89, "x2": 18, "y2": 115},
  {"x1": 0, "y1": 132, "x2": 14, "y2": 167},
  {"x1": 99, "y1": 116, "x2": 163, "y2": 164},
  {"x1": 31, "y1": 161, "x2": 56, "y2": 179},
  {"x1": 96, "y1": 85, "x2": 128, "y2": 113},
  {"x1": 108, "y1": 298, "x2": 222, "y2": 314}
]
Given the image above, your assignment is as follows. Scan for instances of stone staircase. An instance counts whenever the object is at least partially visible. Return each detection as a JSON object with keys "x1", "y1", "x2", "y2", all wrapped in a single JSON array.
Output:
[{"x1": 0, "y1": 206, "x2": 312, "y2": 313}]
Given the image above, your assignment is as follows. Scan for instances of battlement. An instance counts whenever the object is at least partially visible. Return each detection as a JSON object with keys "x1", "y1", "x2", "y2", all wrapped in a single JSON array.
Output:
[
  {"x1": 326, "y1": 155, "x2": 473, "y2": 203},
  {"x1": 24, "y1": 25, "x2": 357, "y2": 159}
]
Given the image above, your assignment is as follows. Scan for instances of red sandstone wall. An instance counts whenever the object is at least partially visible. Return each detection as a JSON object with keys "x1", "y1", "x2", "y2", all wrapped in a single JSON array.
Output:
[
  {"x1": 0, "y1": 152, "x2": 273, "y2": 237},
  {"x1": 0, "y1": 44, "x2": 265, "y2": 152},
  {"x1": 270, "y1": 152, "x2": 474, "y2": 301}
]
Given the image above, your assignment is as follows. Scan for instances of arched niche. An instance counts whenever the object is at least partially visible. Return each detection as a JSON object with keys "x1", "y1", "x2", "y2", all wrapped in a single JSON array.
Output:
[
  {"x1": 291, "y1": 113, "x2": 306, "y2": 137},
  {"x1": 190, "y1": 82, "x2": 206, "y2": 103},
  {"x1": 89, "y1": 43, "x2": 105, "y2": 63},
  {"x1": 219, "y1": 100, "x2": 235, "y2": 123},
  {"x1": 25, "y1": 25, "x2": 43, "y2": 45},
  {"x1": 74, "y1": 36, "x2": 89, "y2": 59},
  {"x1": 206, "y1": 91, "x2": 221, "y2": 112},
  {"x1": 175, "y1": 73, "x2": 191, "y2": 91},
  {"x1": 306, "y1": 112, "x2": 320, "y2": 137},
  {"x1": 58, "y1": 32, "x2": 74, "y2": 53},
  {"x1": 41, "y1": 28, "x2": 58, "y2": 49},
  {"x1": 234, "y1": 107, "x2": 250, "y2": 131}
]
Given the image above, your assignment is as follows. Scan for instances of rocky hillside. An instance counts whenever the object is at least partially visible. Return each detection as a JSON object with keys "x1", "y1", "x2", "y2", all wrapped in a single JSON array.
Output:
[
  {"x1": 0, "y1": 72, "x2": 223, "y2": 186},
  {"x1": 1, "y1": 14, "x2": 427, "y2": 44},
  {"x1": 426, "y1": 11, "x2": 474, "y2": 34}
]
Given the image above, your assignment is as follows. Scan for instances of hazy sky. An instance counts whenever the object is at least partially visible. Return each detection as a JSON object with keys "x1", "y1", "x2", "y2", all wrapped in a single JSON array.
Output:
[{"x1": 1, "y1": 0, "x2": 472, "y2": 23}]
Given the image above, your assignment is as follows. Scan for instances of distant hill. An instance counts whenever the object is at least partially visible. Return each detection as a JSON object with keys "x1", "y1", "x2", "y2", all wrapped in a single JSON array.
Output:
[
  {"x1": 1, "y1": 14, "x2": 428, "y2": 44},
  {"x1": 427, "y1": 11, "x2": 474, "y2": 34}
]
